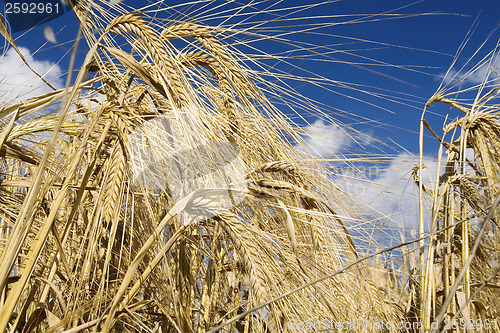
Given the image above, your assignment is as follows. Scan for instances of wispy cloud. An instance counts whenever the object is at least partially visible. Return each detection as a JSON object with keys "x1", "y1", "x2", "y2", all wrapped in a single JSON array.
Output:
[{"x1": 442, "y1": 54, "x2": 500, "y2": 85}]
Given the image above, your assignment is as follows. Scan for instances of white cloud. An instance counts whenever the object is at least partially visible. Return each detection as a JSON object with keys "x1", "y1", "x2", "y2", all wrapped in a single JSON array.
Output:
[
  {"x1": 0, "y1": 46, "x2": 63, "y2": 105},
  {"x1": 298, "y1": 118, "x2": 439, "y2": 233},
  {"x1": 338, "y1": 153, "x2": 438, "y2": 232},
  {"x1": 300, "y1": 119, "x2": 372, "y2": 157},
  {"x1": 300, "y1": 119, "x2": 350, "y2": 157}
]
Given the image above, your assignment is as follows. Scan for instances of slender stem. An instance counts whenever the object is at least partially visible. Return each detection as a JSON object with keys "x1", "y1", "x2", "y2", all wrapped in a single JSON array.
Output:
[{"x1": 431, "y1": 194, "x2": 500, "y2": 333}]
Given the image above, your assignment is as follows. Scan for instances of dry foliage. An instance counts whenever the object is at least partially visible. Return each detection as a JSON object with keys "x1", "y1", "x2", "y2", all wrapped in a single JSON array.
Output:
[
  {"x1": 0, "y1": 1, "x2": 399, "y2": 332},
  {"x1": 0, "y1": 1, "x2": 498, "y2": 333}
]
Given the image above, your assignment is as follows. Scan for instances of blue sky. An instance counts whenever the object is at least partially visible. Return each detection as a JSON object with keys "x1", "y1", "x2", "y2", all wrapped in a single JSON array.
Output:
[
  {"x1": 1, "y1": 0, "x2": 499, "y2": 232},
  {"x1": 2, "y1": 1, "x2": 498, "y2": 156}
]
